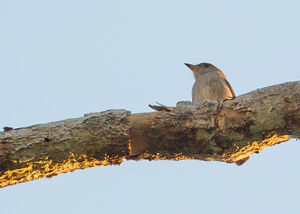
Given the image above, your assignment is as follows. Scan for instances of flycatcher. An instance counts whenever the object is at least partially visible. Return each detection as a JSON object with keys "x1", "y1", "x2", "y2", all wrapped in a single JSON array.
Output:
[{"x1": 185, "y1": 62, "x2": 235, "y2": 104}]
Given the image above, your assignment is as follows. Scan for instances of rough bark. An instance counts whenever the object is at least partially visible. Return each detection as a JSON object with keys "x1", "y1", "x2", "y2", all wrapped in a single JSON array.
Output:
[{"x1": 0, "y1": 81, "x2": 299, "y2": 188}]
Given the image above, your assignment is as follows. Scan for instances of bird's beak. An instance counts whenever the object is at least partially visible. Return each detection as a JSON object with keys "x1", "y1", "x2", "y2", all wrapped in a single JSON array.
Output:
[{"x1": 184, "y1": 63, "x2": 197, "y2": 71}]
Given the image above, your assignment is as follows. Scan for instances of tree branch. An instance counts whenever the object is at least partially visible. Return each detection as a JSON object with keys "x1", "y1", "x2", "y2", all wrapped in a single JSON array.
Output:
[{"x1": 0, "y1": 81, "x2": 299, "y2": 188}]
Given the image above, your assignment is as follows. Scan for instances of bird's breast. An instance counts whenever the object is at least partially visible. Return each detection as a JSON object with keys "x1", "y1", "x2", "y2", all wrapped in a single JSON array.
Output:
[{"x1": 192, "y1": 73, "x2": 233, "y2": 104}]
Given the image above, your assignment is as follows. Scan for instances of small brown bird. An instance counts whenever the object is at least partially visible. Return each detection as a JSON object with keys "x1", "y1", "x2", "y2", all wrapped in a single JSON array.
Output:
[{"x1": 185, "y1": 62, "x2": 236, "y2": 104}]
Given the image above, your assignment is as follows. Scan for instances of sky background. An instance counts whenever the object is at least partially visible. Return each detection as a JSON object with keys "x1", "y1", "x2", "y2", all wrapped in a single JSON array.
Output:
[{"x1": 0, "y1": 0, "x2": 299, "y2": 213}]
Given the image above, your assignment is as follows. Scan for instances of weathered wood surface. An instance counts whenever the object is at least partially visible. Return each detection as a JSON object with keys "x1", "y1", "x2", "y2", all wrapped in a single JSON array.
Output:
[{"x1": 0, "y1": 81, "x2": 299, "y2": 188}]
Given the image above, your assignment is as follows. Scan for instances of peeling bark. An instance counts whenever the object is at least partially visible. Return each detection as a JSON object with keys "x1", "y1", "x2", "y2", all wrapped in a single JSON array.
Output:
[
  {"x1": 0, "y1": 81, "x2": 299, "y2": 188},
  {"x1": 0, "y1": 110, "x2": 131, "y2": 188}
]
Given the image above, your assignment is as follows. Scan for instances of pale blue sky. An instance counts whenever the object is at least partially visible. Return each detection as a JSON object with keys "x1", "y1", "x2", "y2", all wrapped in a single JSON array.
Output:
[{"x1": 0, "y1": 1, "x2": 299, "y2": 213}]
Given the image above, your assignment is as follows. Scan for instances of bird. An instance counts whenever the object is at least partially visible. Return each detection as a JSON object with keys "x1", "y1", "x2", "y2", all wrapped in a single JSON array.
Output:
[{"x1": 184, "y1": 62, "x2": 236, "y2": 104}]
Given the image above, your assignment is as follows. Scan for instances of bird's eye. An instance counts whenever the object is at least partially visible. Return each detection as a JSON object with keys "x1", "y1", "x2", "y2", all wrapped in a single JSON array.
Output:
[{"x1": 203, "y1": 63, "x2": 210, "y2": 68}]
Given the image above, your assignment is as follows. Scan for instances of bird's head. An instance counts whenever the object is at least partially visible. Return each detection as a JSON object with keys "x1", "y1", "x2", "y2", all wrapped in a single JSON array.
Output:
[{"x1": 185, "y1": 62, "x2": 219, "y2": 79}]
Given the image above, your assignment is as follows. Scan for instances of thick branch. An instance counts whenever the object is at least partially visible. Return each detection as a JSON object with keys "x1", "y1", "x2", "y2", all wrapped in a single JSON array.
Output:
[{"x1": 0, "y1": 81, "x2": 299, "y2": 188}]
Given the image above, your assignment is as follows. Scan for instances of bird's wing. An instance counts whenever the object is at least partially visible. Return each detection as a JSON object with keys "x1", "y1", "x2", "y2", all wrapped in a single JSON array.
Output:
[
  {"x1": 224, "y1": 79, "x2": 236, "y2": 98},
  {"x1": 217, "y1": 70, "x2": 236, "y2": 98}
]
